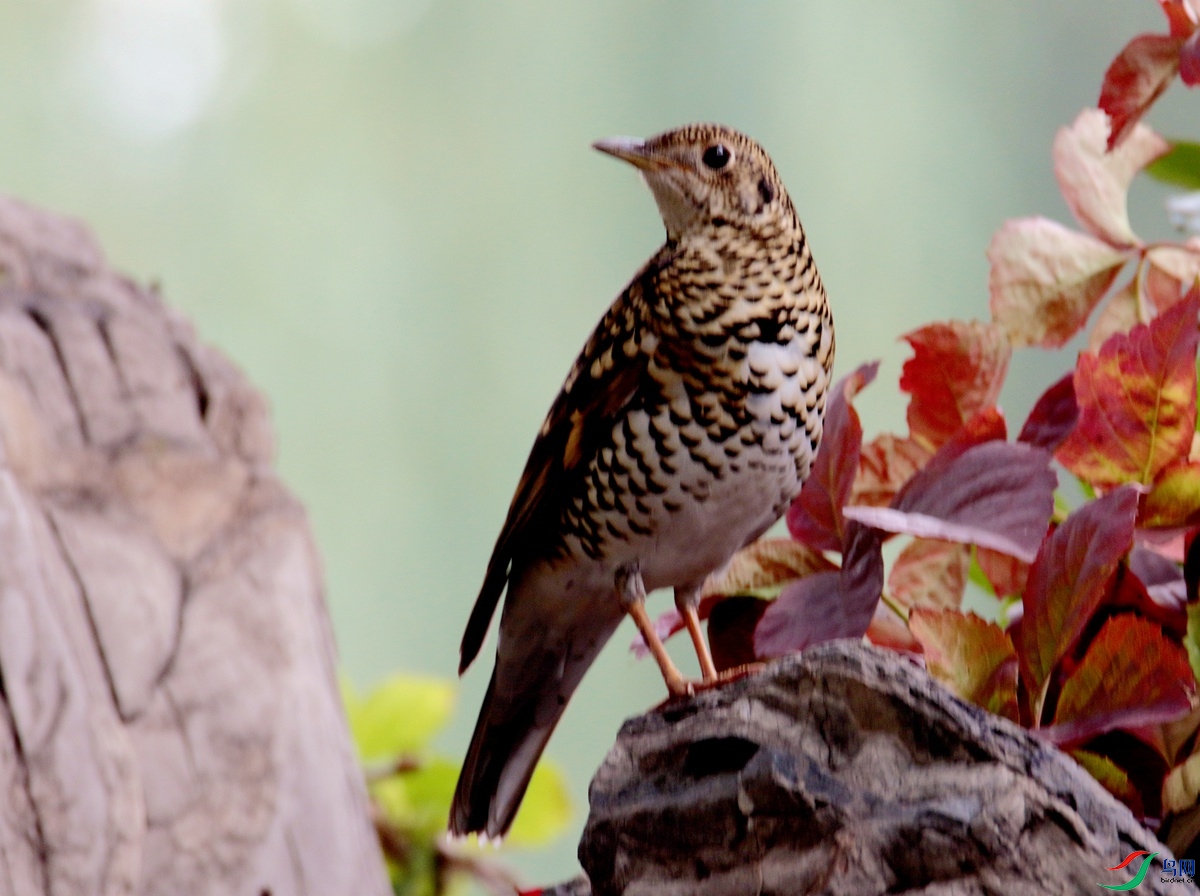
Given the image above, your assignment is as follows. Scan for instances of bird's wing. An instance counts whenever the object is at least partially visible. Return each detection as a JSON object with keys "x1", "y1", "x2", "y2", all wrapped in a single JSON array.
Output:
[{"x1": 458, "y1": 273, "x2": 660, "y2": 673}]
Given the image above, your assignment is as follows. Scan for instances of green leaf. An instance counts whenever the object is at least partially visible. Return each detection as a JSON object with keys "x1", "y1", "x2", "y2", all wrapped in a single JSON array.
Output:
[
  {"x1": 967, "y1": 549, "x2": 996, "y2": 596},
  {"x1": 346, "y1": 674, "x2": 456, "y2": 761},
  {"x1": 1145, "y1": 140, "x2": 1200, "y2": 191},
  {"x1": 506, "y1": 760, "x2": 572, "y2": 847},
  {"x1": 374, "y1": 757, "x2": 460, "y2": 839},
  {"x1": 1071, "y1": 749, "x2": 1138, "y2": 805},
  {"x1": 1165, "y1": 750, "x2": 1200, "y2": 815},
  {"x1": 1187, "y1": 601, "x2": 1200, "y2": 686}
]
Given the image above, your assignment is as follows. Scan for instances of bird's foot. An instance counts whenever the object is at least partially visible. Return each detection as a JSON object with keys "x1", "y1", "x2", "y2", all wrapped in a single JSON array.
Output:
[
  {"x1": 654, "y1": 662, "x2": 767, "y2": 707},
  {"x1": 694, "y1": 661, "x2": 767, "y2": 692}
]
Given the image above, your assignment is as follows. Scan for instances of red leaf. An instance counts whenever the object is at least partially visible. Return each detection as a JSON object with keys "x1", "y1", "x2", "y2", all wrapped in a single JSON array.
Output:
[
  {"x1": 1053, "y1": 109, "x2": 1169, "y2": 247},
  {"x1": 988, "y1": 217, "x2": 1130, "y2": 348},
  {"x1": 852, "y1": 433, "x2": 931, "y2": 508},
  {"x1": 754, "y1": 523, "x2": 884, "y2": 657},
  {"x1": 887, "y1": 538, "x2": 969, "y2": 610},
  {"x1": 1099, "y1": 34, "x2": 1185, "y2": 150},
  {"x1": 1158, "y1": 0, "x2": 1199, "y2": 39},
  {"x1": 787, "y1": 362, "x2": 878, "y2": 551},
  {"x1": 846, "y1": 413, "x2": 1056, "y2": 563},
  {"x1": 908, "y1": 607, "x2": 1020, "y2": 722},
  {"x1": 1017, "y1": 372, "x2": 1078, "y2": 453},
  {"x1": 1042, "y1": 615, "x2": 1194, "y2": 745},
  {"x1": 1056, "y1": 292, "x2": 1200, "y2": 489},
  {"x1": 1019, "y1": 486, "x2": 1140, "y2": 721},
  {"x1": 900, "y1": 320, "x2": 1011, "y2": 451}
]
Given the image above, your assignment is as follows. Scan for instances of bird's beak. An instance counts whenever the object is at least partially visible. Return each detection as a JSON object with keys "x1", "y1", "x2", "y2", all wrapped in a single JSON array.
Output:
[{"x1": 592, "y1": 136, "x2": 663, "y2": 171}]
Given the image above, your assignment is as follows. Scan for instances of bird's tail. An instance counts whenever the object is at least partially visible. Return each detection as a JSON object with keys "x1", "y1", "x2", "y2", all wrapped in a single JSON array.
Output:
[
  {"x1": 449, "y1": 605, "x2": 622, "y2": 840},
  {"x1": 448, "y1": 666, "x2": 559, "y2": 839}
]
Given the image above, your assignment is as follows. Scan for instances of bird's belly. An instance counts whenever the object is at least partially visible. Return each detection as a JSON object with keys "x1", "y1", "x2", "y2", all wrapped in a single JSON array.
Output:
[{"x1": 561, "y1": 401, "x2": 814, "y2": 594}]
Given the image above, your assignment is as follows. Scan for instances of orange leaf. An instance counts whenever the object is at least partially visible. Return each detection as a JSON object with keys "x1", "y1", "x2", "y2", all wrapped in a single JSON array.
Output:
[
  {"x1": 1053, "y1": 109, "x2": 1169, "y2": 247},
  {"x1": 909, "y1": 607, "x2": 1019, "y2": 722},
  {"x1": 888, "y1": 538, "x2": 969, "y2": 611},
  {"x1": 1143, "y1": 461, "x2": 1200, "y2": 528},
  {"x1": 852, "y1": 433, "x2": 931, "y2": 508},
  {"x1": 900, "y1": 320, "x2": 1010, "y2": 451},
  {"x1": 701, "y1": 537, "x2": 836, "y2": 598},
  {"x1": 988, "y1": 217, "x2": 1130, "y2": 348},
  {"x1": 1056, "y1": 292, "x2": 1200, "y2": 488},
  {"x1": 976, "y1": 546, "x2": 1031, "y2": 599},
  {"x1": 1048, "y1": 615, "x2": 1194, "y2": 744}
]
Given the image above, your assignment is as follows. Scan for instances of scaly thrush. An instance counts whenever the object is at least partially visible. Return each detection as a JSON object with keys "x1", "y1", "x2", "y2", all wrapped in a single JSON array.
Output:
[{"x1": 450, "y1": 123, "x2": 834, "y2": 839}]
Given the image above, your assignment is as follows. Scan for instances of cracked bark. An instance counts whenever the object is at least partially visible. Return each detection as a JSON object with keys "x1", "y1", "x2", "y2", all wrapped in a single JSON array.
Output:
[
  {"x1": 0, "y1": 196, "x2": 389, "y2": 896},
  {"x1": 544, "y1": 642, "x2": 1194, "y2": 896}
]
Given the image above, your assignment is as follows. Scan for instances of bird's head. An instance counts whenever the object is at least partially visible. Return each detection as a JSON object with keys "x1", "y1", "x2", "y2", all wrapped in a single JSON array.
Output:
[{"x1": 593, "y1": 123, "x2": 796, "y2": 241}]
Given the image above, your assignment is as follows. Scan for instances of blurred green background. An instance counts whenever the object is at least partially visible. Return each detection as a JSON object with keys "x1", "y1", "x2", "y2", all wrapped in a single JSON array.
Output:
[{"x1": 1, "y1": 0, "x2": 1194, "y2": 886}]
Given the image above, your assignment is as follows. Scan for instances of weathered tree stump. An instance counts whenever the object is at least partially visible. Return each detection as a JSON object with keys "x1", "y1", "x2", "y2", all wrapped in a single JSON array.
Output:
[
  {"x1": 548, "y1": 641, "x2": 1194, "y2": 896},
  {"x1": 0, "y1": 196, "x2": 389, "y2": 895}
]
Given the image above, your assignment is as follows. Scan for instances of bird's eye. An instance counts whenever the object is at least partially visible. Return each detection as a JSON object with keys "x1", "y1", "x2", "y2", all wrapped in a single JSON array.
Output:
[{"x1": 702, "y1": 144, "x2": 732, "y2": 170}]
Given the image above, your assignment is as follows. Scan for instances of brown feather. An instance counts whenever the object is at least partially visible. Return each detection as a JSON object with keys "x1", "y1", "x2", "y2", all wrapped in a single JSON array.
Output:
[{"x1": 457, "y1": 270, "x2": 662, "y2": 672}]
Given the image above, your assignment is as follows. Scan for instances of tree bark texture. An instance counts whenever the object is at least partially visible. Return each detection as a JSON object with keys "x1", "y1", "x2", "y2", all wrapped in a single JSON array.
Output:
[
  {"x1": 0, "y1": 196, "x2": 389, "y2": 896},
  {"x1": 549, "y1": 641, "x2": 1194, "y2": 896}
]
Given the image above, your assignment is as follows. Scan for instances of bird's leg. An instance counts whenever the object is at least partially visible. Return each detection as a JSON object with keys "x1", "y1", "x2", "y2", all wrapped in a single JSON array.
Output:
[
  {"x1": 675, "y1": 582, "x2": 718, "y2": 682},
  {"x1": 616, "y1": 562, "x2": 691, "y2": 698}
]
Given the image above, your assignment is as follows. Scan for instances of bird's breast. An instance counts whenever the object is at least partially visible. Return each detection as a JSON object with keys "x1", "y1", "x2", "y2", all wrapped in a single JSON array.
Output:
[{"x1": 558, "y1": 322, "x2": 830, "y2": 591}]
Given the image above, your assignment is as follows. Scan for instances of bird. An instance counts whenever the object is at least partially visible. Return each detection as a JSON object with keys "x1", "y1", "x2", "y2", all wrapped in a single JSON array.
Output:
[{"x1": 450, "y1": 123, "x2": 834, "y2": 840}]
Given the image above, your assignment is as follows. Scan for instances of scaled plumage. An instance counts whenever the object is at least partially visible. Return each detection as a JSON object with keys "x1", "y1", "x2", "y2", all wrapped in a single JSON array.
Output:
[{"x1": 451, "y1": 124, "x2": 834, "y2": 839}]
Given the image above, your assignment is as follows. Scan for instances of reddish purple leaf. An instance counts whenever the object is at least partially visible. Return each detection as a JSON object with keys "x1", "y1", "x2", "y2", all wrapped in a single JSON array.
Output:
[
  {"x1": 1019, "y1": 486, "x2": 1140, "y2": 721},
  {"x1": 845, "y1": 416, "x2": 1056, "y2": 563},
  {"x1": 1040, "y1": 615, "x2": 1194, "y2": 745},
  {"x1": 1107, "y1": 556, "x2": 1187, "y2": 639},
  {"x1": 1182, "y1": 27, "x2": 1200, "y2": 84},
  {"x1": 707, "y1": 596, "x2": 770, "y2": 672},
  {"x1": 1129, "y1": 546, "x2": 1188, "y2": 612},
  {"x1": 754, "y1": 522, "x2": 884, "y2": 657},
  {"x1": 1099, "y1": 33, "x2": 1185, "y2": 149},
  {"x1": 787, "y1": 362, "x2": 878, "y2": 552},
  {"x1": 1017, "y1": 372, "x2": 1079, "y2": 452}
]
